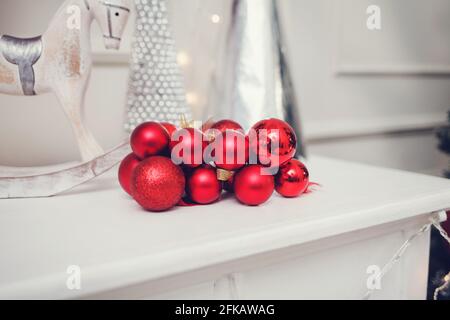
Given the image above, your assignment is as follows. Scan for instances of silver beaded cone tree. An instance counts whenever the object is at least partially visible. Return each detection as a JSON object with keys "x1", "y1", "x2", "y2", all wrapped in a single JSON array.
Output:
[{"x1": 125, "y1": 0, "x2": 192, "y2": 132}]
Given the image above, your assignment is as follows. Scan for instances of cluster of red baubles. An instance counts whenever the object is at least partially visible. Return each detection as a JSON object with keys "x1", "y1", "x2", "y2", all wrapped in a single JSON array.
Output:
[{"x1": 118, "y1": 118, "x2": 310, "y2": 212}]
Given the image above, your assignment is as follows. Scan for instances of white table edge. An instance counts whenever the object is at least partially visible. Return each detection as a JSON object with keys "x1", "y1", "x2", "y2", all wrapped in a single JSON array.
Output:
[{"x1": 0, "y1": 189, "x2": 448, "y2": 299}]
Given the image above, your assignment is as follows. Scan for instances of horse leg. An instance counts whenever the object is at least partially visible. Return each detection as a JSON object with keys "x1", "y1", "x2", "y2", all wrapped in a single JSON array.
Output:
[{"x1": 54, "y1": 84, "x2": 104, "y2": 162}]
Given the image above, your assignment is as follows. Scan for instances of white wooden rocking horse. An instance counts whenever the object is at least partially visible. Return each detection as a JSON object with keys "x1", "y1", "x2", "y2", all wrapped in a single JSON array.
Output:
[
  {"x1": 0, "y1": 0, "x2": 132, "y2": 161},
  {"x1": 0, "y1": 0, "x2": 133, "y2": 198}
]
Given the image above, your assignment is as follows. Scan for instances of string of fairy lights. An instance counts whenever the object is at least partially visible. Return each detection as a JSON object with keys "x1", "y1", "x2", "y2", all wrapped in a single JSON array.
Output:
[
  {"x1": 431, "y1": 220, "x2": 450, "y2": 300},
  {"x1": 434, "y1": 272, "x2": 450, "y2": 300},
  {"x1": 363, "y1": 211, "x2": 450, "y2": 300}
]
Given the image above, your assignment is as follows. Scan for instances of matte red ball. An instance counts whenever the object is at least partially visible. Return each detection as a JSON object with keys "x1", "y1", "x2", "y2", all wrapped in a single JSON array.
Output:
[
  {"x1": 130, "y1": 122, "x2": 170, "y2": 159},
  {"x1": 160, "y1": 122, "x2": 177, "y2": 139},
  {"x1": 275, "y1": 159, "x2": 309, "y2": 198},
  {"x1": 131, "y1": 156, "x2": 185, "y2": 212},
  {"x1": 186, "y1": 166, "x2": 221, "y2": 204},
  {"x1": 234, "y1": 165, "x2": 275, "y2": 206},
  {"x1": 169, "y1": 127, "x2": 208, "y2": 168},
  {"x1": 249, "y1": 118, "x2": 297, "y2": 166},
  {"x1": 118, "y1": 153, "x2": 141, "y2": 195},
  {"x1": 214, "y1": 131, "x2": 249, "y2": 171}
]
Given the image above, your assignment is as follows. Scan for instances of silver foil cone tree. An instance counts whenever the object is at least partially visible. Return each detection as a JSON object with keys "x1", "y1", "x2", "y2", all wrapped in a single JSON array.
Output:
[{"x1": 209, "y1": 0, "x2": 305, "y2": 156}]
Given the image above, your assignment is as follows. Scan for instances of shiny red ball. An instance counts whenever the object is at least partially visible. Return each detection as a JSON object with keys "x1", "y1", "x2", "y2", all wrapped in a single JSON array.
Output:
[
  {"x1": 249, "y1": 118, "x2": 297, "y2": 166},
  {"x1": 210, "y1": 119, "x2": 243, "y2": 135},
  {"x1": 169, "y1": 127, "x2": 208, "y2": 168},
  {"x1": 214, "y1": 131, "x2": 249, "y2": 171},
  {"x1": 160, "y1": 122, "x2": 177, "y2": 139},
  {"x1": 131, "y1": 156, "x2": 185, "y2": 212},
  {"x1": 234, "y1": 165, "x2": 275, "y2": 206},
  {"x1": 275, "y1": 159, "x2": 309, "y2": 198},
  {"x1": 186, "y1": 166, "x2": 221, "y2": 204},
  {"x1": 130, "y1": 122, "x2": 170, "y2": 160},
  {"x1": 118, "y1": 153, "x2": 141, "y2": 195}
]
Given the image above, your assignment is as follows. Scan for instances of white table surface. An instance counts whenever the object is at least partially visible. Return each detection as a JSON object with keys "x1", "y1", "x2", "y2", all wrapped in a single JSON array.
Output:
[{"x1": 0, "y1": 156, "x2": 449, "y2": 299}]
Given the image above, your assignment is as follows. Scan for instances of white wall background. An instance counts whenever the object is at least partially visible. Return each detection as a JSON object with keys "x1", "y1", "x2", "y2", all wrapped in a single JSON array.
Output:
[{"x1": 0, "y1": 0, "x2": 449, "y2": 175}]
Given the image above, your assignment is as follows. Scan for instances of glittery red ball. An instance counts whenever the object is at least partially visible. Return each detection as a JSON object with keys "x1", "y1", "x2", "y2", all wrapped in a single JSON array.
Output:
[
  {"x1": 169, "y1": 127, "x2": 208, "y2": 168},
  {"x1": 234, "y1": 165, "x2": 274, "y2": 206},
  {"x1": 130, "y1": 122, "x2": 170, "y2": 159},
  {"x1": 160, "y1": 122, "x2": 177, "y2": 139},
  {"x1": 131, "y1": 156, "x2": 185, "y2": 212},
  {"x1": 275, "y1": 159, "x2": 309, "y2": 198},
  {"x1": 249, "y1": 118, "x2": 297, "y2": 166},
  {"x1": 214, "y1": 131, "x2": 249, "y2": 171},
  {"x1": 118, "y1": 153, "x2": 141, "y2": 195},
  {"x1": 186, "y1": 166, "x2": 221, "y2": 204}
]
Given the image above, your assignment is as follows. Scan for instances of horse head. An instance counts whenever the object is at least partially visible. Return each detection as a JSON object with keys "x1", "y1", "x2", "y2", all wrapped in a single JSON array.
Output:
[{"x1": 89, "y1": 0, "x2": 132, "y2": 50}]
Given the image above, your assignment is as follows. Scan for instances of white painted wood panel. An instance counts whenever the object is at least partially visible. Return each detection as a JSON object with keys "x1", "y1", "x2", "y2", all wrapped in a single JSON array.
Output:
[
  {"x1": 278, "y1": 0, "x2": 450, "y2": 174},
  {"x1": 278, "y1": 0, "x2": 450, "y2": 123},
  {"x1": 335, "y1": 0, "x2": 450, "y2": 74},
  {"x1": 309, "y1": 131, "x2": 448, "y2": 175},
  {"x1": 92, "y1": 221, "x2": 430, "y2": 300}
]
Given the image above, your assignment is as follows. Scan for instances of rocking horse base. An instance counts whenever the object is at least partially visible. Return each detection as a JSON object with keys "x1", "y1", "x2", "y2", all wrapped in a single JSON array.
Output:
[{"x1": 0, "y1": 142, "x2": 130, "y2": 199}]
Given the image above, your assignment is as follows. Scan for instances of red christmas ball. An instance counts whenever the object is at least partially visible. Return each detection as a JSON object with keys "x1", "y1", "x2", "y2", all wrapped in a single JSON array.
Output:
[
  {"x1": 160, "y1": 122, "x2": 177, "y2": 139},
  {"x1": 275, "y1": 159, "x2": 309, "y2": 198},
  {"x1": 186, "y1": 166, "x2": 221, "y2": 204},
  {"x1": 210, "y1": 119, "x2": 243, "y2": 135},
  {"x1": 131, "y1": 156, "x2": 185, "y2": 212},
  {"x1": 249, "y1": 118, "x2": 297, "y2": 166},
  {"x1": 234, "y1": 165, "x2": 275, "y2": 206},
  {"x1": 130, "y1": 122, "x2": 170, "y2": 159},
  {"x1": 118, "y1": 153, "x2": 141, "y2": 195},
  {"x1": 214, "y1": 131, "x2": 249, "y2": 171},
  {"x1": 169, "y1": 127, "x2": 208, "y2": 168}
]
